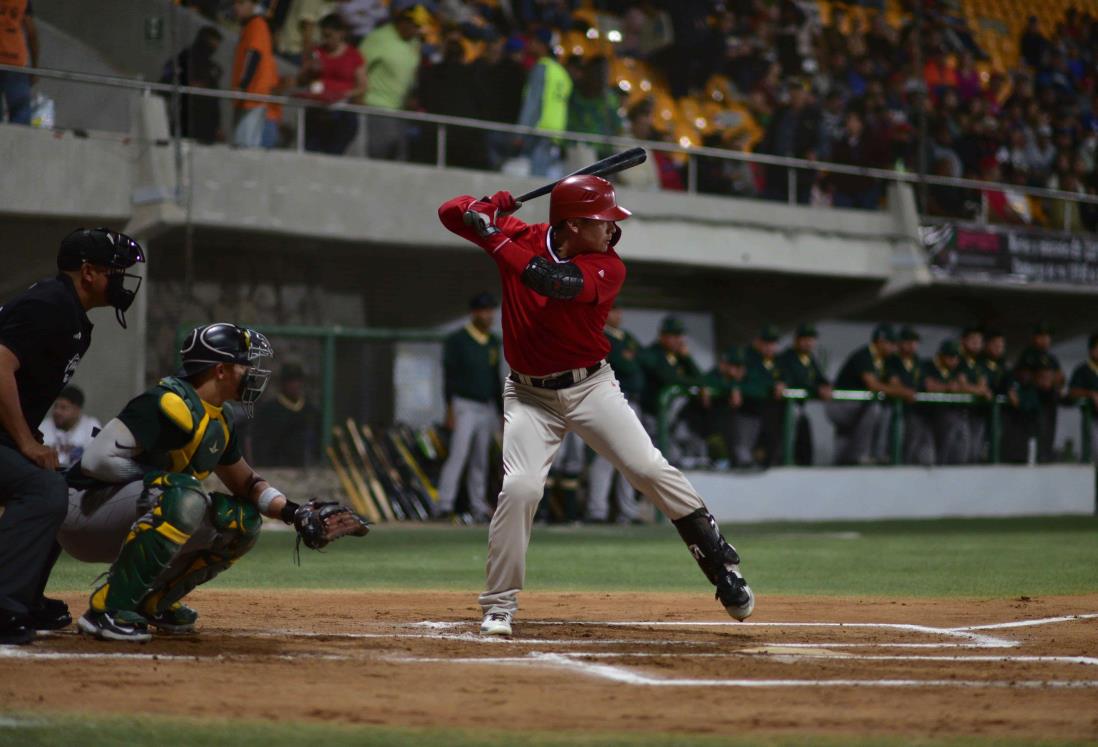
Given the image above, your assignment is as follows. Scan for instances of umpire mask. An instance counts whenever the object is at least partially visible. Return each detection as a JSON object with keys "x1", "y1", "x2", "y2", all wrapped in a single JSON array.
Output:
[
  {"x1": 58, "y1": 228, "x2": 146, "y2": 329},
  {"x1": 106, "y1": 270, "x2": 143, "y2": 328}
]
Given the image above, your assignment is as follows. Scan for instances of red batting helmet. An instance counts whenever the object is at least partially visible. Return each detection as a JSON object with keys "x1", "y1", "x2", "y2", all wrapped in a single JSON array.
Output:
[{"x1": 549, "y1": 175, "x2": 632, "y2": 226}]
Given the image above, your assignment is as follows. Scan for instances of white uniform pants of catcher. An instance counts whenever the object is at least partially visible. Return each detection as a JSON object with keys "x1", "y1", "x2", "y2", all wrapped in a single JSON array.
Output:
[
  {"x1": 57, "y1": 482, "x2": 233, "y2": 579},
  {"x1": 479, "y1": 363, "x2": 706, "y2": 617},
  {"x1": 435, "y1": 396, "x2": 498, "y2": 519}
]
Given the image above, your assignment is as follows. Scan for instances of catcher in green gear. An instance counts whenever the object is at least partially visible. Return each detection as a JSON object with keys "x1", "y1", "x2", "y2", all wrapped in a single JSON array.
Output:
[{"x1": 58, "y1": 322, "x2": 368, "y2": 642}]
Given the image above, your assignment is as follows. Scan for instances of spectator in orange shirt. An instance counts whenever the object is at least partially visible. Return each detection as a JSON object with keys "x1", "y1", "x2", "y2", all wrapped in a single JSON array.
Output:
[
  {"x1": 231, "y1": 0, "x2": 282, "y2": 148},
  {"x1": 924, "y1": 51, "x2": 957, "y2": 100},
  {"x1": 0, "y1": 0, "x2": 39, "y2": 125}
]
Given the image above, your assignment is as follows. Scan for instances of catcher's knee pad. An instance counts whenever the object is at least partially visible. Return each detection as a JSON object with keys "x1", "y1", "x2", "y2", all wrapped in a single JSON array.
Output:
[
  {"x1": 148, "y1": 472, "x2": 210, "y2": 536},
  {"x1": 671, "y1": 508, "x2": 742, "y2": 586},
  {"x1": 209, "y1": 492, "x2": 262, "y2": 556}
]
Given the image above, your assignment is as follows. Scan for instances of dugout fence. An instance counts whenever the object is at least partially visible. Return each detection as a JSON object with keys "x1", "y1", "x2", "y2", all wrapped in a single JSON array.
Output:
[{"x1": 657, "y1": 386, "x2": 1095, "y2": 467}]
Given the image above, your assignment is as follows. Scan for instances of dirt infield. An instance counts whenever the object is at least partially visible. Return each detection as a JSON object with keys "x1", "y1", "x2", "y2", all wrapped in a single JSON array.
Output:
[{"x1": 3, "y1": 590, "x2": 1098, "y2": 741}]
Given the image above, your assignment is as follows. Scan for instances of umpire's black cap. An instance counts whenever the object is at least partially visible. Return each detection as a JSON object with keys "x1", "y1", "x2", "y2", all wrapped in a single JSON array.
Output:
[
  {"x1": 57, "y1": 228, "x2": 145, "y2": 272},
  {"x1": 469, "y1": 292, "x2": 498, "y2": 310}
]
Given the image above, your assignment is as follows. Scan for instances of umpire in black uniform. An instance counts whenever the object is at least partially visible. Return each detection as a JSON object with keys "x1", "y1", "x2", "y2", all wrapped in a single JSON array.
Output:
[{"x1": 0, "y1": 228, "x2": 144, "y2": 644}]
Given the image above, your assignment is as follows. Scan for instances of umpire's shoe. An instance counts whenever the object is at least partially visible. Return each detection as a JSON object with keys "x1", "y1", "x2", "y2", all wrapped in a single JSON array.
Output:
[
  {"x1": 0, "y1": 609, "x2": 35, "y2": 645},
  {"x1": 717, "y1": 572, "x2": 755, "y2": 622},
  {"x1": 77, "y1": 609, "x2": 152, "y2": 643},
  {"x1": 30, "y1": 596, "x2": 72, "y2": 631},
  {"x1": 480, "y1": 610, "x2": 512, "y2": 637}
]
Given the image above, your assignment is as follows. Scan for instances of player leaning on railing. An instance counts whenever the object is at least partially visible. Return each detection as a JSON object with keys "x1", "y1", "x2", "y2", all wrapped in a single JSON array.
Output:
[{"x1": 438, "y1": 175, "x2": 754, "y2": 637}]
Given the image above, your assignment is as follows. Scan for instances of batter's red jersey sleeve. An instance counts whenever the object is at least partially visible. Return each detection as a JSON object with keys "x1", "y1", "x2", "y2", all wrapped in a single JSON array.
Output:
[
  {"x1": 572, "y1": 252, "x2": 625, "y2": 305},
  {"x1": 438, "y1": 195, "x2": 537, "y2": 277}
]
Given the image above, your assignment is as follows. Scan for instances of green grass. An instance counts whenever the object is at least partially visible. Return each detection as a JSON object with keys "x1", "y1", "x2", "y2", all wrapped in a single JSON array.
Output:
[
  {"x1": 1, "y1": 713, "x2": 1094, "y2": 747},
  {"x1": 45, "y1": 515, "x2": 1098, "y2": 599}
]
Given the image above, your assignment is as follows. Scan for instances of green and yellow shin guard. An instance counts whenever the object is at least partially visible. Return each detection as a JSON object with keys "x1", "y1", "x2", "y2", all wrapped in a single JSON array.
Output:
[
  {"x1": 141, "y1": 493, "x2": 261, "y2": 615},
  {"x1": 91, "y1": 473, "x2": 208, "y2": 614}
]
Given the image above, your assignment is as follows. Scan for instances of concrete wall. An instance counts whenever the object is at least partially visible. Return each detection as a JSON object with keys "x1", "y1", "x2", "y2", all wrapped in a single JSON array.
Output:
[
  {"x1": 1, "y1": 118, "x2": 902, "y2": 280},
  {"x1": 696, "y1": 465, "x2": 1096, "y2": 523}
]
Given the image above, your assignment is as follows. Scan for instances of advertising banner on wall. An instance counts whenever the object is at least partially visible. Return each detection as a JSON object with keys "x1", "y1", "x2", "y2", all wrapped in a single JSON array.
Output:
[{"x1": 921, "y1": 223, "x2": 1098, "y2": 284}]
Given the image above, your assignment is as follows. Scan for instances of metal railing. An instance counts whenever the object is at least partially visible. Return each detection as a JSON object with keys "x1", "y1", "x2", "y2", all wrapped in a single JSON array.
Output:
[
  {"x1": 657, "y1": 384, "x2": 1095, "y2": 467},
  {"x1": 5, "y1": 62, "x2": 1098, "y2": 223},
  {"x1": 174, "y1": 323, "x2": 445, "y2": 450}
]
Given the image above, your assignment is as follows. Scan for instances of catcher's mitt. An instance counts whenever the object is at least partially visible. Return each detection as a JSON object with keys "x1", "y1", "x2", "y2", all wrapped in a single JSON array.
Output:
[{"x1": 293, "y1": 499, "x2": 370, "y2": 559}]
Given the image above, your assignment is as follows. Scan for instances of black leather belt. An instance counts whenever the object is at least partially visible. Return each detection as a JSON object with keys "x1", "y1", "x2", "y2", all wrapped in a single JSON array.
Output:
[{"x1": 510, "y1": 361, "x2": 604, "y2": 390}]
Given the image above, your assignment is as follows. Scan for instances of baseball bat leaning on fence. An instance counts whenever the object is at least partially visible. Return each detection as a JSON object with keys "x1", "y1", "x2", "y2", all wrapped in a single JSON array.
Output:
[
  {"x1": 330, "y1": 426, "x2": 383, "y2": 523},
  {"x1": 326, "y1": 443, "x2": 368, "y2": 519},
  {"x1": 362, "y1": 423, "x2": 428, "y2": 520},
  {"x1": 389, "y1": 430, "x2": 440, "y2": 506},
  {"x1": 345, "y1": 418, "x2": 400, "y2": 521}
]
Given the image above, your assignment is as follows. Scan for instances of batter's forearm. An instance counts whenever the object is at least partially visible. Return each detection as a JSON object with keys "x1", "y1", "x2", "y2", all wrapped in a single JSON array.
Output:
[{"x1": 438, "y1": 196, "x2": 536, "y2": 271}]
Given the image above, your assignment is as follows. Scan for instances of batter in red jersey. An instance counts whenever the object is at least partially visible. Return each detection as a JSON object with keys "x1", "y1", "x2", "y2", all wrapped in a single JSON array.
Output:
[{"x1": 438, "y1": 176, "x2": 754, "y2": 636}]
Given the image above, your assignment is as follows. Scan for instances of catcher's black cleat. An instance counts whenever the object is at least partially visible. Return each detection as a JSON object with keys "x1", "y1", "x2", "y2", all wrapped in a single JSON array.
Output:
[
  {"x1": 717, "y1": 573, "x2": 755, "y2": 622},
  {"x1": 77, "y1": 609, "x2": 152, "y2": 643},
  {"x1": 30, "y1": 596, "x2": 72, "y2": 631},
  {"x1": 0, "y1": 609, "x2": 35, "y2": 645}
]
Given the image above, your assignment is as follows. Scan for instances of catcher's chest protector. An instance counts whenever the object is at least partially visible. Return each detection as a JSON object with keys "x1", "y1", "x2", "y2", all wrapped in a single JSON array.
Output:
[{"x1": 154, "y1": 377, "x2": 233, "y2": 479}]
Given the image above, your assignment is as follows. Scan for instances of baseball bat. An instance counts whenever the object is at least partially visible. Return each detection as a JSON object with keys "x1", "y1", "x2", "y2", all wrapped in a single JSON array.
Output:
[
  {"x1": 514, "y1": 146, "x2": 646, "y2": 205},
  {"x1": 330, "y1": 427, "x2": 383, "y2": 523},
  {"x1": 462, "y1": 147, "x2": 647, "y2": 235},
  {"x1": 345, "y1": 418, "x2": 398, "y2": 521}
]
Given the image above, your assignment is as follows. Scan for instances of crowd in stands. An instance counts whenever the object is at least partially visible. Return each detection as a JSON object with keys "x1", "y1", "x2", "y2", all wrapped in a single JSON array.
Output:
[
  {"x1": 627, "y1": 314, "x2": 1098, "y2": 469},
  {"x1": 151, "y1": 0, "x2": 1098, "y2": 225}
]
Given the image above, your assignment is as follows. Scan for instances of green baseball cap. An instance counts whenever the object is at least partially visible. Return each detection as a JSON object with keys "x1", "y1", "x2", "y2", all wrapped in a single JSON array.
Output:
[
  {"x1": 938, "y1": 339, "x2": 960, "y2": 357},
  {"x1": 899, "y1": 325, "x2": 921, "y2": 341},
  {"x1": 960, "y1": 325, "x2": 983, "y2": 338},
  {"x1": 757, "y1": 324, "x2": 780, "y2": 342},
  {"x1": 721, "y1": 345, "x2": 746, "y2": 365},
  {"x1": 871, "y1": 323, "x2": 897, "y2": 343},
  {"x1": 1033, "y1": 321, "x2": 1054, "y2": 335},
  {"x1": 660, "y1": 315, "x2": 686, "y2": 335},
  {"x1": 794, "y1": 322, "x2": 818, "y2": 339}
]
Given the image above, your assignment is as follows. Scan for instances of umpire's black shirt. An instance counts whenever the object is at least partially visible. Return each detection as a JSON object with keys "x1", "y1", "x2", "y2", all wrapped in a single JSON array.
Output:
[{"x1": 0, "y1": 274, "x2": 92, "y2": 447}]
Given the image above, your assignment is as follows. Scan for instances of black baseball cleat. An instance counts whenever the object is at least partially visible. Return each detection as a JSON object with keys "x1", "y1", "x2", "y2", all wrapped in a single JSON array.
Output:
[
  {"x1": 77, "y1": 609, "x2": 152, "y2": 643},
  {"x1": 30, "y1": 596, "x2": 72, "y2": 631},
  {"x1": 716, "y1": 572, "x2": 755, "y2": 622},
  {"x1": 0, "y1": 609, "x2": 35, "y2": 645}
]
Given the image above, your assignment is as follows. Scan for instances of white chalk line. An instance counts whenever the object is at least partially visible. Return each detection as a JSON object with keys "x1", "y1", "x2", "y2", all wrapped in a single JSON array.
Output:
[
  {"x1": 952, "y1": 613, "x2": 1098, "y2": 631},
  {"x1": 7, "y1": 612, "x2": 1096, "y2": 690},
  {"x1": 390, "y1": 653, "x2": 1098, "y2": 689}
]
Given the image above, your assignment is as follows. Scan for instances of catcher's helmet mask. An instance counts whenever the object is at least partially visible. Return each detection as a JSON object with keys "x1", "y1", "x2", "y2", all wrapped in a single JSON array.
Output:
[{"x1": 178, "y1": 323, "x2": 274, "y2": 417}]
